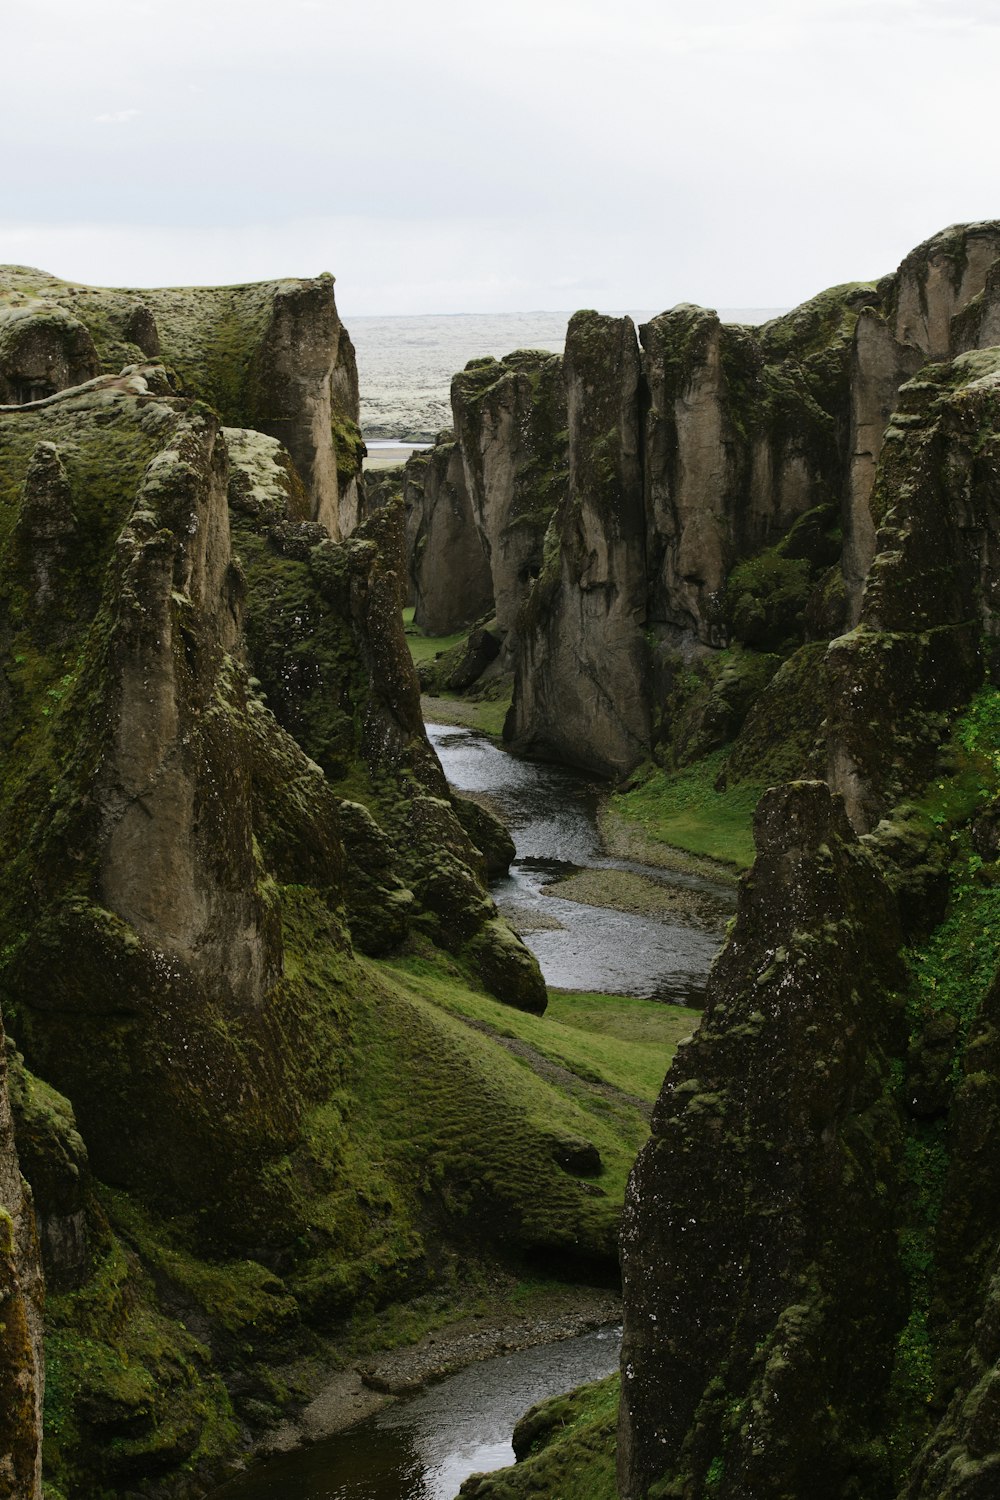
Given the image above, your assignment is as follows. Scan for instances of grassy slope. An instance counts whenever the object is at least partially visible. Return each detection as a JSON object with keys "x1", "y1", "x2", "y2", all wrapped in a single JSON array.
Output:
[{"x1": 605, "y1": 751, "x2": 763, "y2": 870}]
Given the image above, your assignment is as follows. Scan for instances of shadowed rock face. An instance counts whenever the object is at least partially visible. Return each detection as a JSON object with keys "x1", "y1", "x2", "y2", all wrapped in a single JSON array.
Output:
[
  {"x1": 828, "y1": 349, "x2": 1000, "y2": 833},
  {"x1": 844, "y1": 222, "x2": 1000, "y2": 618},
  {"x1": 506, "y1": 313, "x2": 650, "y2": 778},
  {"x1": 404, "y1": 433, "x2": 494, "y2": 634},
  {"x1": 619, "y1": 783, "x2": 906, "y2": 1500},
  {"x1": 0, "y1": 1011, "x2": 43, "y2": 1500},
  {"x1": 451, "y1": 350, "x2": 567, "y2": 636},
  {"x1": 0, "y1": 301, "x2": 101, "y2": 405},
  {"x1": 617, "y1": 308, "x2": 1000, "y2": 1499},
  {"x1": 640, "y1": 294, "x2": 860, "y2": 648},
  {"x1": 0, "y1": 266, "x2": 364, "y2": 537}
]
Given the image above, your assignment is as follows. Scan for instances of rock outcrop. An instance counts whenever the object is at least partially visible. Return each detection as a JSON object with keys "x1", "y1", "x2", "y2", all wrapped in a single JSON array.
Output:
[
  {"x1": 619, "y1": 783, "x2": 906, "y2": 1499},
  {"x1": 404, "y1": 432, "x2": 494, "y2": 633},
  {"x1": 418, "y1": 224, "x2": 1000, "y2": 791},
  {"x1": 0, "y1": 266, "x2": 364, "y2": 536},
  {"x1": 0, "y1": 1011, "x2": 44, "y2": 1500},
  {"x1": 506, "y1": 313, "x2": 650, "y2": 778},
  {"x1": 617, "y1": 263, "x2": 1000, "y2": 1499},
  {"x1": 842, "y1": 223, "x2": 1000, "y2": 618},
  {"x1": 828, "y1": 348, "x2": 1000, "y2": 833},
  {"x1": 451, "y1": 350, "x2": 567, "y2": 636}
]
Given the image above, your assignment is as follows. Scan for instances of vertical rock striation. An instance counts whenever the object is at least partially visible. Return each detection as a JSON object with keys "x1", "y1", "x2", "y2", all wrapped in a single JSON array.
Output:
[
  {"x1": 506, "y1": 313, "x2": 649, "y2": 777},
  {"x1": 451, "y1": 350, "x2": 568, "y2": 637},
  {"x1": 404, "y1": 431, "x2": 494, "y2": 633}
]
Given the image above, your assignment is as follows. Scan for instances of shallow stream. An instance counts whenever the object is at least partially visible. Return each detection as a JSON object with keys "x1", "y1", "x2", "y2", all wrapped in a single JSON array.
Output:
[
  {"x1": 212, "y1": 1327, "x2": 620, "y2": 1500},
  {"x1": 427, "y1": 722, "x2": 730, "y2": 1005}
]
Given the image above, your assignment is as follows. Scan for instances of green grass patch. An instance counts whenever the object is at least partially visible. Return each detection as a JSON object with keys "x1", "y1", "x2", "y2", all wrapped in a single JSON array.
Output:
[
  {"x1": 608, "y1": 752, "x2": 764, "y2": 870},
  {"x1": 382, "y1": 959, "x2": 698, "y2": 1106},
  {"x1": 402, "y1": 606, "x2": 469, "y2": 666},
  {"x1": 421, "y1": 691, "x2": 512, "y2": 738}
]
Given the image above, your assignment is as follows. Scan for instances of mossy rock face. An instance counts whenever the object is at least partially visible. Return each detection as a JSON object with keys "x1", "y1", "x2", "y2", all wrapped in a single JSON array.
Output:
[
  {"x1": 724, "y1": 504, "x2": 841, "y2": 652},
  {"x1": 507, "y1": 314, "x2": 651, "y2": 779},
  {"x1": 0, "y1": 366, "x2": 655, "y2": 1496},
  {"x1": 0, "y1": 1006, "x2": 44, "y2": 1500},
  {"x1": 619, "y1": 783, "x2": 908, "y2": 1500},
  {"x1": 655, "y1": 647, "x2": 782, "y2": 768},
  {"x1": 451, "y1": 349, "x2": 566, "y2": 635},
  {"x1": 722, "y1": 640, "x2": 830, "y2": 787},
  {"x1": 6, "y1": 1048, "x2": 90, "y2": 1294},
  {"x1": 228, "y1": 441, "x2": 545, "y2": 1012},
  {"x1": 461, "y1": 1375, "x2": 619, "y2": 1499},
  {"x1": 0, "y1": 302, "x2": 101, "y2": 404},
  {"x1": 0, "y1": 265, "x2": 362, "y2": 537},
  {"x1": 827, "y1": 352, "x2": 1000, "y2": 833}
]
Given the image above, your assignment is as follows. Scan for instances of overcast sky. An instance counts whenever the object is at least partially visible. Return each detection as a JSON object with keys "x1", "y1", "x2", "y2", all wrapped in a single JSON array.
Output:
[{"x1": 2, "y1": 0, "x2": 998, "y2": 316}]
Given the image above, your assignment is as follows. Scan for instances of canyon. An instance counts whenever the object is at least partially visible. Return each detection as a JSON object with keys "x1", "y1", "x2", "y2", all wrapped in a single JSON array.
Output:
[{"x1": 3, "y1": 224, "x2": 1000, "y2": 1499}]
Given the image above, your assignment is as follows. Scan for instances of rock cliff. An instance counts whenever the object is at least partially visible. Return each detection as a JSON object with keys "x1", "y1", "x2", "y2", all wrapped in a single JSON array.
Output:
[
  {"x1": 451, "y1": 350, "x2": 567, "y2": 637},
  {"x1": 404, "y1": 431, "x2": 494, "y2": 633},
  {"x1": 0, "y1": 336, "x2": 638, "y2": 1494},
  {"x1": 420, "y1": 223, "x2": 1000, "y2": 793},
  {"x1": 505, "y1": 313, "x2": 649, "y2": 777},
  {"x1": 0, "y1": 266, "x2": 364, "y2": 536},
  {"x1": 617, "y1": 284, "x2": 1000, "y2": 1498},
  {"x1": 0, "y1": 1011, "x2": 44, "y2": 1500}
]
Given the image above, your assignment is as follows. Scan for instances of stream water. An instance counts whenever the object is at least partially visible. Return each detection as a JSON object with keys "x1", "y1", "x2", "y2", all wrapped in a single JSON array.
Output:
[
  {"x1": 212, "y1": 725, "x2": 724, "y2": 1500},
  {"x1": 427, "y1": 722, "x2": 730, "y2": 1005},
  {"x1": 212, "y1": 1328, "x2": 620, "y2": 1500}
]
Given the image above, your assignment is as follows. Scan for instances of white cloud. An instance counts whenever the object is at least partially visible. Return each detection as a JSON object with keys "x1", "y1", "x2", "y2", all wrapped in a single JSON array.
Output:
[{"x1": 1, "y1": 1, "x2": 999, "y2": 313}]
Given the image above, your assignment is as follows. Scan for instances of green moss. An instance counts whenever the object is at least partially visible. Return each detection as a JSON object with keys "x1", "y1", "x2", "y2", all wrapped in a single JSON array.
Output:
[
  {"x1": 462, "y1": 1374, "x2": 619, "y2": 1500},
  {"x1": 384, "y1": 959, "x2": 700, "y2": 1104}
]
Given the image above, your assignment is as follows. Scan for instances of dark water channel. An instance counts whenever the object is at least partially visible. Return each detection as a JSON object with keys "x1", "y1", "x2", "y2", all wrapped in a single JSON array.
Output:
[
  {"x1": 212, "y1": 1328, "x2": 620, "y2": 1500},
  {"x1": 212, "y1": 726, "x2": 723, "y2": 1500},
  {"x1": 427, "y1": 723, "x2": 730, "y2": 1006}
]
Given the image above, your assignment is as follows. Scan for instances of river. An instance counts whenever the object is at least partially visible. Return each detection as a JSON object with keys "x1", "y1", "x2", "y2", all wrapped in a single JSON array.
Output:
[
  {"x1": 211, "y1": 1328, "x2": 620, "y2": 1500},
  {"x1": 211, "y1": 724, "x2": 725, "y2": 1500},
  {"x1": 427, "y1": 722, "x2": 731, "y2": 1005}
]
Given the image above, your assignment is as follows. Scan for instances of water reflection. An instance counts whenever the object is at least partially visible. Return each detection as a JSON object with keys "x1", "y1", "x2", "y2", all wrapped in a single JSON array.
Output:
[
  {"x1": 212, "y1": 1328, "x2": 621, "y2": 1500},
  {"x1": 427, "y1": 724, "x2": 731, "y2": 1004}
]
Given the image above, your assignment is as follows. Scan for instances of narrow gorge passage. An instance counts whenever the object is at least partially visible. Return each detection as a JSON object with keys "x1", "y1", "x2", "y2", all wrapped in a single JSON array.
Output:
[{"x1": 208, "y1": 730, "x2": 725, "y2": 1500}]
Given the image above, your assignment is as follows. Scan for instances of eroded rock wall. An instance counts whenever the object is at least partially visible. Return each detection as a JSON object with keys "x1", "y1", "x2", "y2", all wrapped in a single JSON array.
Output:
[
  {"x1": 829, "y1": 349, "x2": 1000, "y2": 833},
  {"x1": 0, "y1": 266, "x2": 364, "y2": 536},
  {"x1": 404, "y1": 432, "x2": 494, "y2": 634},
  {"x1": 619, "y1": 783, "x2": 906, "y2": 1500},
  {"x1": 618, "y1": 323, "x2": 1000, "y2": 1500},
  {"x1": 843, "y1": 222, "x2": 1000, "y2": 618},
  {"x1": 505, "y1": 313, "x2": 650, "y2": 778},
  {"x1": 451, "y1": 350, "x2": 567, "y2": 636},
  {"x1": 0, "y1": 1010, "x2": 43, "y2": 1500}
]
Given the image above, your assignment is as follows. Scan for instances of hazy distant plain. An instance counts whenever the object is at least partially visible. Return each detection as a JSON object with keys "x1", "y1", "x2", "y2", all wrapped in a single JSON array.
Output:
[{"x1": 352, "y1": 308, "x2": 786, "y2": 443}]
